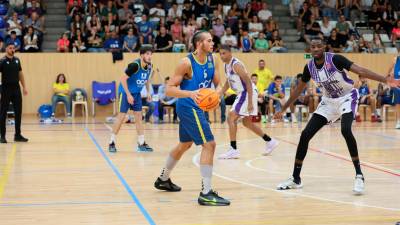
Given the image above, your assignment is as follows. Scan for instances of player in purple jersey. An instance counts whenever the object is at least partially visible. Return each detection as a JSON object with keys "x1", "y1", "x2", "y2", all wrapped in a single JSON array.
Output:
[{"x1": 274, "y1": 37, "x2": 400, "y2": 195}]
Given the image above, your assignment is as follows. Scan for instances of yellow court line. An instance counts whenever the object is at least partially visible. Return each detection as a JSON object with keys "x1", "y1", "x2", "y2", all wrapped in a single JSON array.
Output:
[{"x1": 0, "y1": 144, "x2": 17, "y2": 202}]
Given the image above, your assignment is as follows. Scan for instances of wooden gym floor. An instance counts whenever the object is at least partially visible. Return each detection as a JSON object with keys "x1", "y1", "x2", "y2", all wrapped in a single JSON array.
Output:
[{"x1": 0, "y1": 116, "x2": 399, "y2": 225}]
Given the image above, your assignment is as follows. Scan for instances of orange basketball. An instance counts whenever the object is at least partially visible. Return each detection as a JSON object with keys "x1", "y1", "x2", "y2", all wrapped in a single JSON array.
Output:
[{"x1": 197, "y1": 88, "x2": 220, "y2": 111}]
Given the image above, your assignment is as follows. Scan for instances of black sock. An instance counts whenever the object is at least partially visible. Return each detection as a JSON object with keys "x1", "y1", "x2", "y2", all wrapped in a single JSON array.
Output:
[
  {"x1": 292, "y1": 162, "x2": 302, "y2": 184},
  {"x1": 230, "y1": 141, "x2": 237, "y2": 150},
  {"x1": 262, "y1": 134, "x2": 271, "y2": 142}
]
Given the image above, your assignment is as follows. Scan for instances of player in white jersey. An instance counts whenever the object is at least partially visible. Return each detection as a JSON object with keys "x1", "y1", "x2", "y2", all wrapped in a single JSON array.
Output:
[
  {"x1": 274, "y1": 37, "x2": 400, "y2": 195},
  {"x1": 217, "y1": 45, "x2": 279, "y2": 159}
]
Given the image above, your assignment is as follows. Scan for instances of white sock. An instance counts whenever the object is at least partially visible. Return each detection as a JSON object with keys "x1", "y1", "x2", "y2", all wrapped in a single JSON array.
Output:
[
  {"x1": 110, "y1": 133, "x2": 116, "y2": 144},
  {"x1": 138, "y1": 135, "x2": 145, "y2": 145},
  {"x1": 159, "y1": 155, "x2": 178, "y2": 181},
  {"x1": 200, "y1": 165, "x2": 213, "y2": 194}
]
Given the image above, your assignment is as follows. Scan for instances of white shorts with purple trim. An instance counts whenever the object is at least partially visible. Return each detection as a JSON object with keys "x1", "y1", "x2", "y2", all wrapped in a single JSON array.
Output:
[
  {"x1": 231, "y1": 90, "x2": 258, "y2": 117},
  {"x1": 314, "y1": 88, "x2": 359, "y2": 123}
]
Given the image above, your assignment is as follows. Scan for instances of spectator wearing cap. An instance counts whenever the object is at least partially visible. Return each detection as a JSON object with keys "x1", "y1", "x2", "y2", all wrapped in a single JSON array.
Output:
[{"x1": 6, "y1": 31, "x2": 21, "y2": 52}]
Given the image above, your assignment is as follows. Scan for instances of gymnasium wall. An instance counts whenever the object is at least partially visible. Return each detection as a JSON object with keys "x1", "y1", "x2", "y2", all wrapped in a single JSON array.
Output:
[{"x1": 9, "y1": 53, "x2": 396, "y2": 114}]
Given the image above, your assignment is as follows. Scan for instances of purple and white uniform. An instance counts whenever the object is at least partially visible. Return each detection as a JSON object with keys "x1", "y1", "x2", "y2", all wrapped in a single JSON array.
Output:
[
  {"x1": 225, "y1": 57, "x2": 258, "y2": 116},
  {"x1": 303, "y1": 52, "x2": 359, "y2": 122}
]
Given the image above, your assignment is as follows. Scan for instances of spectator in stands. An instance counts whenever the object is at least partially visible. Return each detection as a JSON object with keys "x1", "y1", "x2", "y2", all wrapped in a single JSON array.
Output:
[
  {"x1": 263, "y1": 18, "x2": 279, "y2": 39},
  {"x1": 309, "y1": 0, "x2": 320, "y2": 19},
  {"x1": 9, "y1": 0, "x2": 25, "y2": 15},
  {"x1": 118, "y1": 0, "x2": 133, "y2": 23},
  {"x1": 383, "y1": 4, "x2": 397, "y2": 36},
  {"x1": 254, "y1": 32, "x2": 269, "y2": 52},
  {"x1": 336, "y1": 14, "x2": 350, "y2": 46},
  {"x1": 170, "y1": 18, "x2": 183, "y2": 43},
  {"x1": 251, "y1": 0, "x2": 263, "y2": 13},
  {"x1": 289, "y1": 0, "x2": 304, "y2": 17},
  {"x1": 87, "y1": 29, "x2": 105, "y2": 52},
  {"x1": 103, "y1": 12, "x2": 120, "y2": 36},
  {"x1": 268, "y1": 29, "x2": 288, "y2": 53},
  {"x1": 228, "y1": 2, "x2": 241, "y2": 18},
  {"x1": 290, "y1": 73, "x2": 313, "y2": 123},
  {"x1": 371, "y1": 32, "x2": 384, "y2": 53},
  {"x1": 86, "y1": 13, "x2": 101, "y2": 33},
  {"x1": 212, "y1": 17, "x2": 225, "y2": 38},
  {"x1": 26, "y1": 0, "x2": 43, "y2": 17},
  {"x1": 137, "y1": 14, "x2": 153, "y2": 45},
  {"x1": 257, "y1": 2, "x2": 272, "y2": 22},
  {"x1": 123, "y1": 28, "x2": 137, "y2": 52},
  {"x1": 214, "y1": 3, "x2": 225, "y2": 20},
  {"x1": 101, "y1": 0, "x2": 117, "y2": 22},
  {"x1": 154, "y1": 26, "x2": 173, "y2": 52},
  {"x1": 303, "y1": 14, "x2": 321, "y2": 45},
  {"x1": 84, "y1": 0, "x2": 98, "y2": 15},
  {"x1": 327, "y1": 28, "x2": 343, "y2": 52},
  {"x1": 25, "y1": 12, "x2": 44, "y2": 41},
  {"x1": 350, "y1": 0, "x2": 362, "y2": 25},
  {"x1": 320, "y1": 16, "x2": 335, "y2": 38},
  {"x1": 297, "y1": 2, "x2": 312, "y2": 35},
  {"x1": 374, "y1": 0, "x2": 387, "y2": 12},
  {"x1": 168, "y1": 2, "x2": 182, "y2": 23},
  {"x1": 337, "y1": 0, "x2": 351, "y2": 19},
  {"x1": 194, "y1": 0, "x2": 210, "y2": 17},
  {"x1": 355, "y1": 75, "x2": 380, "y2": 122},
  {"x1": 357, "y1": 36, "x2": 372, "y2": 53},
  {"x1": 104, "y1": 30, "x2": 121, "y2": 52},
  {"x1": 237, "y1": 0, "x2": 250, "y2": 10},
  {"x1": 321, "y1": 0, "x2": 337, "y2": 20},
  {"x1": 182, "y1": 0, "x2": 194, "y2": 22},
  {"x1": 242, "y1": 3, "x2": 255, "y2": 21},
  {"x1": 119, "y1": 12, "x2": 135, "y2": 35},
  {"x1": 67, "y1": 0, "x2": 84, "y2": 25},
  {"x1": 7, "y1": 12, "x2": 22, "y2": 39},
  {"x1": 24, "y1": 26, "x2": 39, "y2": 52},
  {"x1": 344, "y1": 34, "x2": 358, "y2": 52},
  {"x1": 183, "y1": 18, "x2": 196, "y2": 49},
  {"x1": 140, "y1": 83, "x2": 155, "y2": 123},
  {"x1": 248, "y1": 15, "x2": 263, "y2": 38},
  {"x1": 158, "y1": 76, "x2": 177, "y2": 123},
  {"x1": 368, "y1": 3, "x2": 382, "y2": 31},
  {"x1": 67, "y1": 0, "x2": 83, "y2": 14},
  {"x1": 57, "y1": 32, "x2": 70, "y2": 52},
  {"x1": 6, "y1": 31, "x2": 21, "y2": 52},
  {"x1": 267, "y1": 75, "x2": 286, "y2": 122},
  {"x1": 71, "y1": 29, "x2": 86, "y2": 52},
  {"x1": 149, "y1": 2, "x2": 165, "y2": 24},
  {"x1": 221, "y1": 27, "x2": 238, "y2": 50},
  {"x1": 391, "y1": 19, "x2": 400, "y2": 47},
  {"x1": 71, "y1": 14, "x2": 85, "y2": 37},
  {"x1": 199, "y1": 17, "x2": 210, "y2": 31},
  {"x1": 52, "y1": 73, "x2": 71, "y2": 117},
  {"x1": 240, "y1": 31, "x2": 252, "y2": 52}
]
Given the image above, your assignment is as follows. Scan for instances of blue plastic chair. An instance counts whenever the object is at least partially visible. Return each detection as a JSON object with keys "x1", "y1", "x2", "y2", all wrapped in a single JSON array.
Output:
[{"x1": 91, "y1": 81, "x2": 117, "y2": 116}]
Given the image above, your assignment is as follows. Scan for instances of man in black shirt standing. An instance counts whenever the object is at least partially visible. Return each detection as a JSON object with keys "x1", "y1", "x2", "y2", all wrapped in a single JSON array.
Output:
[
  {"x1": 0, "y1": 43, "x2": 28, "y2": 143},
  {"x1": 154, "y1": 26, "x2": 173, "y2": 52}
]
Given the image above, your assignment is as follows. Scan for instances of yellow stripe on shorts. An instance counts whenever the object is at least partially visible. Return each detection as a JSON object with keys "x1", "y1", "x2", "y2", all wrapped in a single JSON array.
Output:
[
  {"x1": 192, "y1": 108, "x2": 206, "y2": 143},
  {"x1": 118, "y1": 93, "x2": 123, "y2": 112}
]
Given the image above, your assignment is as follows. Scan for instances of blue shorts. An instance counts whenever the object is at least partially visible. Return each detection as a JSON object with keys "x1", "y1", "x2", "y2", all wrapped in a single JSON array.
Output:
[
  {"x1": 176, "y1": 106, "x2": 214, "y2": 145},
  {"x1": 393, "y1": 88, "x2": 400, "y2": 104},
  {"x1": 118, "y1": 92, "x2": 142, "y2": 113}
]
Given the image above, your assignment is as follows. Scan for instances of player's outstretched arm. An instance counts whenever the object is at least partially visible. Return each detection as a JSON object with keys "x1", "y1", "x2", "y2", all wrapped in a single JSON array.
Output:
[
  {"x1": 166, "y1": 58, "x2": 202, "y2": 103},
  {"x1": 350, "y1": 63, "x2": 400, "y2": 87}
]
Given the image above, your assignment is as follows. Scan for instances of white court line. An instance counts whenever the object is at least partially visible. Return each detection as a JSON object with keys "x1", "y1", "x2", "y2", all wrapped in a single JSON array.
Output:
[
  {"x1": 245, "y1": 157, "x2": 394, "y2": 181},
  {"x1": 192, "y1": 140, "x2": 400, "y2": 212}
]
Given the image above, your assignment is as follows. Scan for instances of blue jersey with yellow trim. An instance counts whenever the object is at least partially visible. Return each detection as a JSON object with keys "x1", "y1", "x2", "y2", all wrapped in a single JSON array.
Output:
[
  {"x1": 118, "y1": 58, "x2": 152, "y2": 94},
  {"x1": 177, "y1": 53, "x2": 215, "y2": 108},
  {"x1": 394, "y1": 56, "x2": 400, "y2": 80}
]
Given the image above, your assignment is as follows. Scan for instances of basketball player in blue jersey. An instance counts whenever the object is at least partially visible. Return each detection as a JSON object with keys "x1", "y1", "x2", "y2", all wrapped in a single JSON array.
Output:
[
  {"x1": 217, "y1": 45, "x2": 279, "y2": 159},
  {"x1": 154, "y1": 31, "x2": 230, "y2": 206},
  {"x1": 387, "y1": 53, "x2": 400, "y2": 129},
  {"x1": 274, "y1": 37, "x2": 400, "y2": 195},
  {"x1": 108, "y1": 46, "x2": 154, "y2": 153}
]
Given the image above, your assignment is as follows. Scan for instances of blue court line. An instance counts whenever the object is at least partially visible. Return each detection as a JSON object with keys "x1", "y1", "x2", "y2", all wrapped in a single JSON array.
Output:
[
  {"x1": 0, "y1": 200, "x2": 132, "y2": 207},
  {"x1": 85, "y1": 128, "x2": 156, "y2": 225}
]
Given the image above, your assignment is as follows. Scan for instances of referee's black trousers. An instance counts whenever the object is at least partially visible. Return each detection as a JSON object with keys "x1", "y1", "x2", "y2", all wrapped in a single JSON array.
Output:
[{"x1": 0, "y1": 85, "x2": 22, "y2": 138}]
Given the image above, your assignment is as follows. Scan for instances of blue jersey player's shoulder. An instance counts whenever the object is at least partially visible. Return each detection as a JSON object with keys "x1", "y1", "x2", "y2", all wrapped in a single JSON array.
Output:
[{"x1": 125, "y1": 60, "x2": 140, "y2": 77}]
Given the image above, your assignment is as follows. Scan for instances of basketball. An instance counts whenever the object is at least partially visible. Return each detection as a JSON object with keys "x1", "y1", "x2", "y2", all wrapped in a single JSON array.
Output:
[{"x1": 197, "y1": 88, "x2": 220, "y2": 111}]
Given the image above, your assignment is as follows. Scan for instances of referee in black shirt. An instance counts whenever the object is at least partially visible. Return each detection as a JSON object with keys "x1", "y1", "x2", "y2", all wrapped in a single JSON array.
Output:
[{"x1": 0, "y1": 43, "x2": 28, "y2": 143}]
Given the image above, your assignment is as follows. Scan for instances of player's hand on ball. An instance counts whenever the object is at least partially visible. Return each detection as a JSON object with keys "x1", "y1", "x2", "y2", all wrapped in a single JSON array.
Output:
[
  {"x1": 190, "y1": 91, "x2": 203, "y2": 104},
  {"x1": 127, "y1": 94, "x2": 134, "y2": 105},
  {"x1": 274, "y1": 111, "x2": 284, "y2": 120}
]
